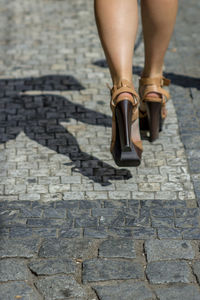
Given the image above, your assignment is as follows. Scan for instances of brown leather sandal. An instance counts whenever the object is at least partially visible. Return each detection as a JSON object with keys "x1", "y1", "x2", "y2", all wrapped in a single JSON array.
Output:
[
  {"x1": 108, "y1": 79, "x2": 143, "y2": 167},
  {"x1": 139, "y1": 76, "x2": 171, "y2": 142}
]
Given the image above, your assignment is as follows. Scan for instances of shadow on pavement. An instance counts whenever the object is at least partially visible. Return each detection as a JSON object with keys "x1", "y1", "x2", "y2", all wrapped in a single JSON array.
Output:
[{"x1": 0, "y1": 75, "x2": 132, "y2": 186}]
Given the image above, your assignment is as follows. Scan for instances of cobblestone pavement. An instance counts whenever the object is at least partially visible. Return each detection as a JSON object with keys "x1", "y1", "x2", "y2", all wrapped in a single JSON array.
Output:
[{"x1": 0, "y1": 0, "x2": 200, "y2": 299}]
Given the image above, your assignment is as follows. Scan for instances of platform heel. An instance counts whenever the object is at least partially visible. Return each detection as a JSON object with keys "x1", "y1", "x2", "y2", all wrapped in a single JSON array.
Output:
[
  {"x1": 116, "y1": 100, "x2": 132, "y2": 152},
  {"x1": 139, "y1": 76, "x2": 171, "y2": 141},
  {"x1": 146, "y1": 101, "x2": 161, "y2": 142},
  {"x1": 108, "y1": 79, "x2": 143, "y2": 167}
]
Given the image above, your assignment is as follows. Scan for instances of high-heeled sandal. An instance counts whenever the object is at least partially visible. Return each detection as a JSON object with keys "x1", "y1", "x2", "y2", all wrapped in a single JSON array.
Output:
[
  {"x1": 139, "y1": 76, "x2": 171, "y2": 142},
  {"x1": 107, "y1": 79, "x2": 143, "y2": 167}
]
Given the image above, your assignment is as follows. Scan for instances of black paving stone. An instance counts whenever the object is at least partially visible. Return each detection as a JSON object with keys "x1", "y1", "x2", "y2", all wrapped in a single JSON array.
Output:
[
  {"x1": 182, "y1": 228, "x2": 200, "y2": 239},
  {"x1": 91, "y1": 208, "x2": 118, "y2": 217},
  {"x1": 157, "y1": 227, "x2": 183, "y2": 239},
  {"x1": 43, "y1": 207, "x2": 66, "y2": 218},
  {"x1": 107, "y1": 227, "x2": 133, "y2": 237},
  {"x1": 128, "y1": 200, "x2": 140, "y2": 208},
  {"x1": 67, "y1": 209, "x2": 89, "y2": 218},
  {"x1": 20, "y1": 207, "x2": 42, "y2": 218},
  {"x1": 140, "y1": 207, "x2": 151, "y2": 217},
  {"x1": 104, "y1": 200, "x2": 127, "y2": 208},
  {"x1": 75, "y1": 216, "x2": 98, "y2": 228},
  {"x1": 188, "y1": 158, "x2": 200, "y2": 174},
  {"x1": 132, "y1": 227, "x2": 156, "y2": 239},
  {"x1": 175, "y1": 217, "x2": 199, "y2": 228},
  {"x1": 9, "y1": 226, "x2": 33, "y2": 237},
  {"x1": 151, "y1": 217, "x2": 174, "y2": 227},
  {"x1": 123, "y1": 207, "x2": 139, "y2": 217},
  {"x1": 126, "y1": 215, "x2": 150, "y2": 227},
  {"x1": 59, "y1": 228, "x2": 82, "y2": 238},
  {"x1": 32, "y1": 228, "x2": 57, "y2": 237},
  {"x1": 0, "y1": 201, "x2": 31, "y2": 209},
  {"x1": 32, "y1": 201, "x2": 54, "y2": 209},
  {"x1": 192, "y1": 180, "x2": 200, "y2": 203},
  {"x1": 26, "y1": 218, "x2": 68, "y2": 227},
  {"x1": 0, "y1": 210, "x2": 20, "y2": 221},
  {"x1": 80, "y1": 200, "x2": 102, "y2": 209},
  {"x1": 140, "y1": 200, "x2": 187, "y2": 208},
  {"x1": 182, "y1": 135, "x2": 200, "y2": 150},
  {"x1": 151, "y1": 207, "x2": 174, "y2": 217},
  {"x1": 99, "y1": 213, "x2": 125, "y2": 227},
  {"x1": 175, "y1": 208, "x2": 200, "y2": 217},
  {"x1": 0, "y1": 218, "x2": 26, "y2": 227},
  {"x1": 84, "y1": 228, "x2": 109, "y2": 239},
  {"x1": 55, "y1": 200, "x2": 79, "y2": 209},
  {"x1": 0, "y1": 228, "x2": 9, "y2": 237}
]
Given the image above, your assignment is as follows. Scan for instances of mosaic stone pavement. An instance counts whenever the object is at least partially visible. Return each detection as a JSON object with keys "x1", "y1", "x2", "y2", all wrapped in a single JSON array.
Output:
[{"x1": 0, "y1": 0, "x2": 200, "y2": 299}]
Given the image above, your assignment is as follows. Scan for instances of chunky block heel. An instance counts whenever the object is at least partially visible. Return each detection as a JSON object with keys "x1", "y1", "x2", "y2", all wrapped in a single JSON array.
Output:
[
  {"x1": 139, "y1": 76, "x2": 171, "y2": 142},
  {"x1": 108, "y1": 79, "x2": 143, "y2": 167},
  {"x1": 146, "y1": 101, "x2": 161, "y2": 142},
  {"x1": 114, "y1": 100, "x2": 141, "y2": 166},
  {"x1": 116, "y1": 100, "x2": 132, "y2": 152}
]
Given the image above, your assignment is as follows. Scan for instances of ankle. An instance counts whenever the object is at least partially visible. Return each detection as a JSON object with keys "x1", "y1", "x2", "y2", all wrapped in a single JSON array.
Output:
[
  {"x1": 112, "y1": 76, "x2": 133, "y2": 87},
  {"x1": 141, "y1": 68, "x2": 163, "y2": 78}
]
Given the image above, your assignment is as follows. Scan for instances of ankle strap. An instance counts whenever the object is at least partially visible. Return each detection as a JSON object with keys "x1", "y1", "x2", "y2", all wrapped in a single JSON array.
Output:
[
  {"x1": 139, "y1": 76, "x2": 171, "y2": 87},
  {"x1": 108, "y1": 79, "x2": 139, "y2": 107}
]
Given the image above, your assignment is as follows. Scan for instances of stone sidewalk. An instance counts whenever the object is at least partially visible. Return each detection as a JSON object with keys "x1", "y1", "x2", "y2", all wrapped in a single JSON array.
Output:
[{"x1": 0, "y1": 0, "x2": 200, "y2": 299}]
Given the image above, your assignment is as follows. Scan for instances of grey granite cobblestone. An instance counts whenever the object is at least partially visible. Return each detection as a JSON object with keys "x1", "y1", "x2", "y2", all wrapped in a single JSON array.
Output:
[
  {"x1": 98, "y1": 238, "x2": 136, "y2": 258},
  {"x1": 192, "y1": 261, "x2": 200, "y2": 284},
  {"x1": 38, "y1": 238, "x2": 95, "y2": 259},
  {"x1": 83, "y1": 258, "x2": 144, "y2": 283},
  {"x1": 0, "y1": 238, "x2": 40, "y2": 258},
  {"x1": 154, "y1": 285, "x2": 200, "y2": 300},
  {"x1": 28, "y1": 258, "x2": 77, "y2": 276},
  {"x1": 145, "y1": 240, "x2": 195, "y2": 262},
  {"x1": 146, "y1": 261, "x2": 192, "y2": 284},
  {"x1": 35, "y1": 275, "x2": 87, "y2": 300},
  {"x1": 0, "y1": 259, "x2": 30, "y2": 282},
  {"x1": 93, "y1": 282, "x2": 155, "y2": 300},
  {"x1": 0, "y1": 282, "x2": 41, "y2": 300}
]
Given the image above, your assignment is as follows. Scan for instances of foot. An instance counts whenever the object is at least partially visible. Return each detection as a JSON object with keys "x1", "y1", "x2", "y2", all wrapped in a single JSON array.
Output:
[
  {"x1": 139, "y1": 75, "x2": 171, "y2": 120},
  {"x1": 139, "y1": 85, "x2": 162, "y2": 112}
]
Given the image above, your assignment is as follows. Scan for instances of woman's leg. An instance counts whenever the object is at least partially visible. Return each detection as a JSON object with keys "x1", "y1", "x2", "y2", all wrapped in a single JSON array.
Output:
[
  {"x1": 141, "y1": 0, "x2": 178, "y2": 78},
  {"x1": 94, "y1": 0, "x2": 141, "y2": 142},
  {"x1": 140, "y1": 0, "x2": 178, "y2": 102},
  {"x1": 94, "y1": 0, "x2": 138, "y2": 85}
]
